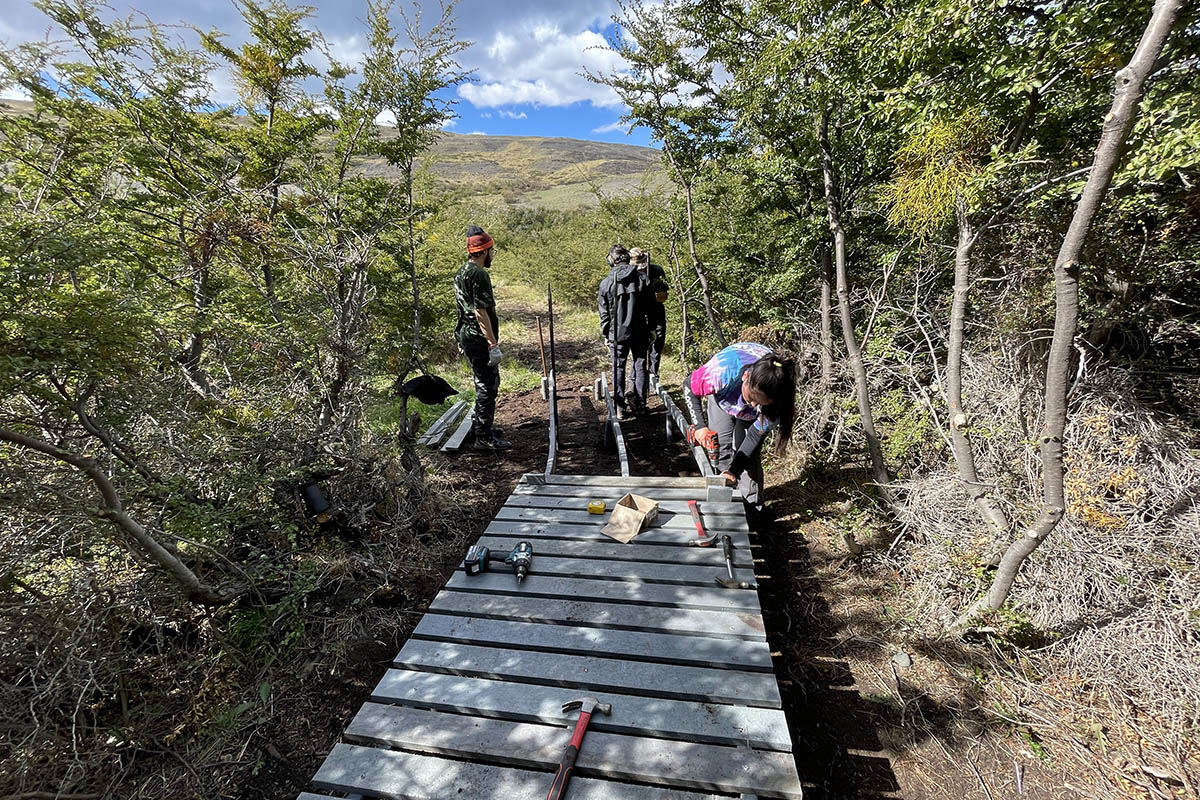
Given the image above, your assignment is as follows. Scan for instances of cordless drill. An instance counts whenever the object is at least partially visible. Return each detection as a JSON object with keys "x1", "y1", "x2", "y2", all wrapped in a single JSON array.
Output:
[
  {"x1": 685, "y1": 425, "x2": 720, "y2": 469},
  {"x1": 462, "y1": 541, "x2": 533, "y2": 585}
]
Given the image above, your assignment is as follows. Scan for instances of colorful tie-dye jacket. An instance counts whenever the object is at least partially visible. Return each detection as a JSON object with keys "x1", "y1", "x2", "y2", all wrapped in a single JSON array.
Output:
[
  {"x1": 686, "y1": 342, "x2": 776, "y2": 477},
  {"x1": 688, "y1": 342, "x2": 775, "y2": 431}
]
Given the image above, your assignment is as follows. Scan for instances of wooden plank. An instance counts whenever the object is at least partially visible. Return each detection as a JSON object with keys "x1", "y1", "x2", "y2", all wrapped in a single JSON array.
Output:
[
  {"x1": 412, "y1": 615, "x2": 773, "y2": 671},
  {"x1": 475, "y1": 535, "x2": 731, "y2": 565},
  {"x1": 456, "y1": 553, "x2": 756, "y2": 586},
  {"x1": 601, "y1": 373, "x2": 630, "y2": 477},
  {"x1": 444, "y1": 571, "x2": 761, "y2": 614},
  {"x1": 371, "y1": 669, "x2": 792, "y2": 750},
  {"x1": 313, "y1": 743, "x2": 726, "y2": 800},
  {"x1": 417, "y1": 400, "x2": 468, "y2": 446},
  {"x1": 658, "y1": 386, "x2": 714, "y2": 476},
  {"x1": 394, "y1": 641, "x2": 781, "y2": 707},
  {"x1": 527, "y1": 474, "x2": 710, "y2": 488},
  {"x1": 485, "y1": 519, "x2": 752, "y2": 549},
  {"x1": 429, "y1": 592, "x2": 768, "y2": 640},
  {"x1": 505, "y1": 495, "x2": 746, "y2": 517},
  {"x1": 494, "y1": 506, "x2": 749, "y2": 531},
  {"x1": 440, "y1": 408, "x2": 475, "y2": 452},
  {"x1": 545, "y1": 370, "x2": 558, "y2": 477},
  {"x1": 513, "y1": 484, "x2": 715, "y2": 500},
  {"x1": 346, "y1": 703, "x2": 803, "y2": 798}
]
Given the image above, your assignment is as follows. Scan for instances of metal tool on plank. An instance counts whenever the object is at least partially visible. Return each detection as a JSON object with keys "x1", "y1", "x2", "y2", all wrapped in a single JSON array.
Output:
[
  {"x1": 714, "y1": 534, "x2": 757, "y2": 590},
  {"x1": 686, "y1": 499, "x2": 718, "y2": 546},
  {"x1": 546, "y1": 697, "x2": 612, "y2": 800},
  {"x1": 462, "y1": 541, "x2": 533, "y2": 584}
]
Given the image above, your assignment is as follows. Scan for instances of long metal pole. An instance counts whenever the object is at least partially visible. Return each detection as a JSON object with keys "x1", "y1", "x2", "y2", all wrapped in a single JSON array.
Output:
[
  {"x1": 536, "y1": 316, "x2": 548, "y2": 377},
  {"x1": 547, "y1": 284, "x2": 557, "y2": 378}
]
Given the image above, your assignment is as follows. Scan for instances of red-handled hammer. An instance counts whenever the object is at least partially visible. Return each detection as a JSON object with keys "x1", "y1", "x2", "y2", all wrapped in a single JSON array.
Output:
[{"x1": 546, "y1": 696, "x2": 612, "y2": 800}]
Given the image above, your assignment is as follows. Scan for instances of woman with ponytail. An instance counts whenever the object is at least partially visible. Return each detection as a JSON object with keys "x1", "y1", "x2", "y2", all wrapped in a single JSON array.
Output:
[{"x1": 685, "y1": 343, "x2": 796, "y2": 513}]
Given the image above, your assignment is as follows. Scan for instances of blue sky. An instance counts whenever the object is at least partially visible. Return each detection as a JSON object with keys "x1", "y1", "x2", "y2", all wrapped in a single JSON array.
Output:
[{"x1": 0, "y1": 0, "x2": 656, "y2": 148}]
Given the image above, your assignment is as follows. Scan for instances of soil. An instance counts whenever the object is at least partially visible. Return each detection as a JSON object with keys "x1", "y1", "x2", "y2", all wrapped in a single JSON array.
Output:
[{"x1": 243, "y1": 286, "x2": 1100, "y2": 800}]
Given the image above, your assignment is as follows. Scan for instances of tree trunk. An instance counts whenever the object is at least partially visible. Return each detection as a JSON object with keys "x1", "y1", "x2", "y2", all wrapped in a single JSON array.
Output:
[
  {"x1": 668, "y1": 224, "x2": 691, "y2": 365},
  {"x1": 815, "y1": 243, "x2": 836, "y2": 446},
  {"x1": 662, "y1": 144, "x2": 727, "y2": 348},
  {"x1": 819, "y1": 112, "x2": 892, "y2": 500},
  {"x1": 0, "y1": 428, "x2": 236, "y2": 605},
  {"x1": 970, "y1": 0, "x2": 1183, "y2": 618},
  {"x1": 947, "y1": 204, "x2": 1011, "y2": 539}
]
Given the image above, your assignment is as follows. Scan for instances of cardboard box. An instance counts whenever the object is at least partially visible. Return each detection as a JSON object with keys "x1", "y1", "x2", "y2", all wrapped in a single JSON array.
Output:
[{"x1": 601, "y1": 493, "x2": 659, "y2": 543}]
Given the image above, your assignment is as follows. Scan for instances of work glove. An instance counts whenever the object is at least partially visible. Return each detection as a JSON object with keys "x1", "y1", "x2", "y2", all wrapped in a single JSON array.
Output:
[{"x1": 487, "y1": 344, "x2": 502, "y2": 367}]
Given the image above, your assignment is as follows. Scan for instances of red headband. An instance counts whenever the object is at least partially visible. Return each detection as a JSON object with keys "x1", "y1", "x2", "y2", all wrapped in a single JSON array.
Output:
[{"x1": 467, "y1": 231, "x2": 494, "y2": 254}]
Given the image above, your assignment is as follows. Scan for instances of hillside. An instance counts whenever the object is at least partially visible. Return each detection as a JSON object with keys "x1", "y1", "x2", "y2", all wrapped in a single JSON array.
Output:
[
  {"x1": 377, "y1": 129, "x2": 670, "y2": 208},
  {"x1": 0, "y1": 98, "x2": 669, "y2": 208}
]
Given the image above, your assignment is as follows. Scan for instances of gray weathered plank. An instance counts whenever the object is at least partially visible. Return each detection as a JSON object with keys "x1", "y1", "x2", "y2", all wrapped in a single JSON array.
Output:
[
  {"x1": 495, "y1": 505, "x2": 749, "y2": 531},
  {"x1": 445, "y1": 571, "x2": 760, "y2": 614},
  {"x1": 526, "y1": 473, "x2": 710, "y2": 488},
  {"x1": 394, "y1": 640, "x2": 781, "y2": 707},
  {"x1": 456, "y1": 553, "x2": 756, "y2": 586},
  {"x1": 513, "y1": 484, "x2": 716, "y2": 501},
  {"x1": 474, "y1": 535, "x2": 731, "y2": 565},
  {"x1": 371, "y1": 669, "x2": 792, "y2": 750},
  {"x1": 297, "y1": 794, "x2": 348, "y2": 800},
  {"x1": 429, "y1": 592, "x2": 767, "y2": 640},
  {"x1": 313, "y1": 743, "x2": 725, "y2": 800},
  {"x1": 545, "y1": 370, "x2": 558, "y2": 478},
  {"x1": 412, "y1": 615, "x2": 772, "y2": 671},
  {"x1": 504, "y1": 495, "x2": 745, "y2": 517},
  {"x1": 346, "y1": 703, "x2": 802, "y2": 798},
  {"x1": 601, "y1": 373, "x2": 630, "y2": 478},
  {"x1": 440, "y1": 408, "x2": 475, "y2": 452},
  {"x1": 485, "y1": 519, "x2": 751, "y2": 549},
  {"x1": 658, "y1": 386, "x2": 715, "y2": 476},
  {"x1": 417, "y1": 400, "x2": 468, "y2": 446}
]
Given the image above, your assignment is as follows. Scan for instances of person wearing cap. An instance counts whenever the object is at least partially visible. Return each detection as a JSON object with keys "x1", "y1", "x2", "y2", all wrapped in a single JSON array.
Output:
[
  {"x1": 629, "y1": 247, "x2": 669, "y2": 393},
  {"x1": 685, "y1": 343, "x2": 796, "y2": 513},
  {"x1": 454, "y1": 225, "x2": 510, "y2": 450},
  {"x1": 597, "y1": 243, "x2": 652, "y2": 418}
]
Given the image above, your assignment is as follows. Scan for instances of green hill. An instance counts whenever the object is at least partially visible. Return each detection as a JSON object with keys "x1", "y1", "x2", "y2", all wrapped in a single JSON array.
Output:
[
  {"x1": 377, "y1": 129, "x2": 670, "y2": 208},
  {"x1": 0, "y1": 98, "x2": 669, "y2": 208}
]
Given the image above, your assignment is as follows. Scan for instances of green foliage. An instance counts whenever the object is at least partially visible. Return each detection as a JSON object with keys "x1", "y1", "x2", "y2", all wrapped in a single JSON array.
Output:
[{"x1": 881, "y1": 110, "x2": 998, "y2": 237}]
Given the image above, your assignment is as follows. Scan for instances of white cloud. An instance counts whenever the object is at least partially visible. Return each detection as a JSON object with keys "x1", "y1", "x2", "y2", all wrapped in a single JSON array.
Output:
[
  {"x1": 375, "y1": 110, "x2": 398, "y2": 127},
  {"x1": 459, "y1": 26, "x2": 625, "y2": 109},
  {"x1": 440, "y1": 117, "x2": 457, "y2": 129},
  {"x1": 1, "y1": 86, "x2": 32, "y2": 102},
  {"x1": 498, "y1": 110, "x2": 527, "y2": 120},
  {"x1": 466, "y1": 130, "x2": 488, "y2": 136},
  {"x1": 593, "y1": 120, "x2": 627, "y2": 134}
]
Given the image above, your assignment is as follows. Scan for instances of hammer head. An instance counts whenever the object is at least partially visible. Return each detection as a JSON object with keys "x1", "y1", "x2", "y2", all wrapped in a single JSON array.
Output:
[
  {"x1": 714, "y1": 576, "x2": 758, "y2": 590},
  {"x1": 562, "y1": 697, "x2": 612, "y2": 717}
]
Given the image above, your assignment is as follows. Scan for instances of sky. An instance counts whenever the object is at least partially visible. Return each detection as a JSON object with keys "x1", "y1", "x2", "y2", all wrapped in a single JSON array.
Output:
[{"x1": 0, "y1": 0, "x2": 657, "y2": 148}]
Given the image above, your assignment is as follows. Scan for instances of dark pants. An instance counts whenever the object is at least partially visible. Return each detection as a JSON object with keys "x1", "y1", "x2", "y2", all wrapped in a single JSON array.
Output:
[
  {"x1": 707, "y1": 396, "x2": 765, "y2": 507},
  {"x1": 462, "y1": 338, "x2": 499, "y2": 436},
  {"x1": 610, "y1": 338, "x2": 648, "y2": 406},
  {"x1": 648, "y1": 324, "x2": 666, "y2": 378}
]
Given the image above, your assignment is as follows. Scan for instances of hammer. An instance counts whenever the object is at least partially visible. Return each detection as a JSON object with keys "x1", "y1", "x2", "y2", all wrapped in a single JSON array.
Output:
[
  {"x1": 714, "y1": 534, "x2": 757, "y2": 590},
  {"x1": 686, "y1": 499, "x2": 718, "y2": 546},
  {"x1": 546, "y1": 697, "x2": 612, "y2": 800}
]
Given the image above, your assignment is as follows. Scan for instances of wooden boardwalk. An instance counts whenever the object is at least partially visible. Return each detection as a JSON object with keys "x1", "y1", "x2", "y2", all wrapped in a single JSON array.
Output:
[{"x1": 299, "y1": 473, "x2": 802, "y2": 799}]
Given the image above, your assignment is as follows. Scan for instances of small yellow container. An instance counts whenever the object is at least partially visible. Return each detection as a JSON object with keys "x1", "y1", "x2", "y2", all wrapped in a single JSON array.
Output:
[{"x1": 587, "y1": 500, "x2": 606, "y2": 515}]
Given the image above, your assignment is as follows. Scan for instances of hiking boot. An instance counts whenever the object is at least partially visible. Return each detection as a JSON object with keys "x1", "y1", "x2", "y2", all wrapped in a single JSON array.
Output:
[{"x1": 474, "y1": 434, "x2": 512, "y2": 451}]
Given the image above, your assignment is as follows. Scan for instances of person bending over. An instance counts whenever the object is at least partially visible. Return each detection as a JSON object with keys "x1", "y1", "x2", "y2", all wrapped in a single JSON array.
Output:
[{"x1": 685, "y1": 342, "x2": 795, "y2": 512}]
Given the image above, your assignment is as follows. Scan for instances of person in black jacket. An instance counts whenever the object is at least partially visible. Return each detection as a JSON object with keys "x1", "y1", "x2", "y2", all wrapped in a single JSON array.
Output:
[
  {"x1": 597, "y1": 244, "x2": 651, "y2": 418},
  {"x1": 629, "y1": 247, "x2": 668, "y2": 392}
]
